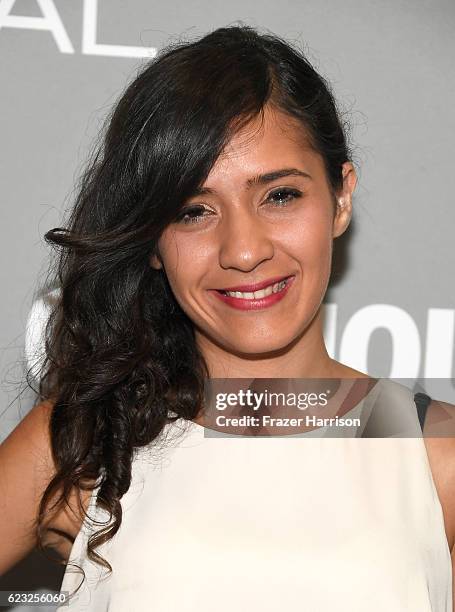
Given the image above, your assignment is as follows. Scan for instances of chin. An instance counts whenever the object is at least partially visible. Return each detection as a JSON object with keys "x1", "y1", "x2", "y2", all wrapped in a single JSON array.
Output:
[{"x1": 223, "y1": 333, "x2": 297, "y2": 358}]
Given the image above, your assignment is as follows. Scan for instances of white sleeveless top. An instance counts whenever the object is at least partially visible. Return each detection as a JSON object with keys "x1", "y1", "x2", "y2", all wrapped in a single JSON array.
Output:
[{"x1": 57, "y1": 378, "x2": 452, "y2": 611}]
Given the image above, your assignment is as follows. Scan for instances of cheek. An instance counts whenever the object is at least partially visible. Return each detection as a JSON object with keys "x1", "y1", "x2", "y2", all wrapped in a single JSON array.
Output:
[
  {"x1": 160, "y1": 229, "x2": 211, "y2": 267},
  {"x1": 158, "y1": 234, "x2": 210, "y2": 301},
  {"x1": 281, "y1": 208, "x2": 333, "y2": 265}
]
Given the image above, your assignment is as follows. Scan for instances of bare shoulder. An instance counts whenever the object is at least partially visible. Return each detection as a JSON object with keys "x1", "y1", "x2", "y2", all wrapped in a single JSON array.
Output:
[
  {"x1": 0, "y1": 401, "x2": 93, "y2": 573},
  {"x1": 423, "y1": 398, "x2": 455, "y2": 553}
]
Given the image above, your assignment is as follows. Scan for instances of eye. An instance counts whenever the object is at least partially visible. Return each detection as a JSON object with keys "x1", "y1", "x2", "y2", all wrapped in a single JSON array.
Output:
[
  {"x1": 173, "y1": 205, "x2": 211, "y2": 225},
  {"x1": 266, "y1": 187, "x2": 303, "y2": 206}
]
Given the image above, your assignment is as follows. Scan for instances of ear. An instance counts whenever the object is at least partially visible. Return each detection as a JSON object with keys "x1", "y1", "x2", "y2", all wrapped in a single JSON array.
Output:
[
  {"x1": 332, "y1": 162, "x2": 357, "y2": 238},
  {"x1": 149, "y1": 248, "x2": 163, "y2": 270}
]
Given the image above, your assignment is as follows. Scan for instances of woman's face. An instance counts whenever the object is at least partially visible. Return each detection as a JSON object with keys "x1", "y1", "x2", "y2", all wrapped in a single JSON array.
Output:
[{"x1": 151, "y1": 105, "x2": 356, "y2": 356}]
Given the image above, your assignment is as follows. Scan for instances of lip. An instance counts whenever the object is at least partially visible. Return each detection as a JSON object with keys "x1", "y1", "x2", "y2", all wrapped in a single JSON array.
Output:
[
  {"x1": 209, "y1": 275, "x2": 296, "y2": 311},
  {"x1": 216, "y1": 274, "x2": 292, "y2": 293}
]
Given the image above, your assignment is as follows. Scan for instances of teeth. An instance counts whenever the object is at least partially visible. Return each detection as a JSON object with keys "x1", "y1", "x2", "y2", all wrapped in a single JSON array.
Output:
[{"x1": 224, "y1": 278, "x2": 288, "y2": 299}]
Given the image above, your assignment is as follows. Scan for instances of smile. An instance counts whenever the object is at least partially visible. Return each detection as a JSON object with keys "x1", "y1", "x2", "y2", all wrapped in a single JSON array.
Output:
[
  {"x1": 221, "y1": 278, "x2": 288, "y2": 299},
  {"x1": 211, "y1": 275, "x2": 295, "y2": 310}
]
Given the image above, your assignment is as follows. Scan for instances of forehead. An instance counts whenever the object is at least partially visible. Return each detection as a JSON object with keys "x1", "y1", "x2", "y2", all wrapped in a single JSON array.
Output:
[{"x1": 206, "y1": 105, "x2": 320, "y2": 181}]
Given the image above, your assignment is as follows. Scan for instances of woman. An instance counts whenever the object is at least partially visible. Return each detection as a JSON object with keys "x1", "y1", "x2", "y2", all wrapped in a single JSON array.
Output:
[{"x1": 1, "y1": 24, "x2": 454, "y2": 611}]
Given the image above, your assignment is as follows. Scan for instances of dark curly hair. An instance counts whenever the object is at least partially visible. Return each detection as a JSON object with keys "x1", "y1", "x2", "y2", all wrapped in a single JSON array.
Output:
[{"x1": 32, "y1": 23, "x2": 353, "y2": 587}]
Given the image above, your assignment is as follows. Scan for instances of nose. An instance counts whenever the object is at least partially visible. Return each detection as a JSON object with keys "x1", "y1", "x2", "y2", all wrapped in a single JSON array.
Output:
[{"x1": 218, "y1": 208, "x2": 274, "y2": 272}]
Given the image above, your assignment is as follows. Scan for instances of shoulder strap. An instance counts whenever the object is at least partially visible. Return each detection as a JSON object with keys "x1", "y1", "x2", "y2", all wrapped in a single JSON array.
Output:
[{"x1": 414, "y1": 392, "x2": 431, "y2": 432}]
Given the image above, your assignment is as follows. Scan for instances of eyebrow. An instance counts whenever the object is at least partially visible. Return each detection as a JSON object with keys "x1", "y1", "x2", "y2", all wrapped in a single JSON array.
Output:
[{"x1": 192, "y1": 168, "x2": 312, "y2": 196}]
